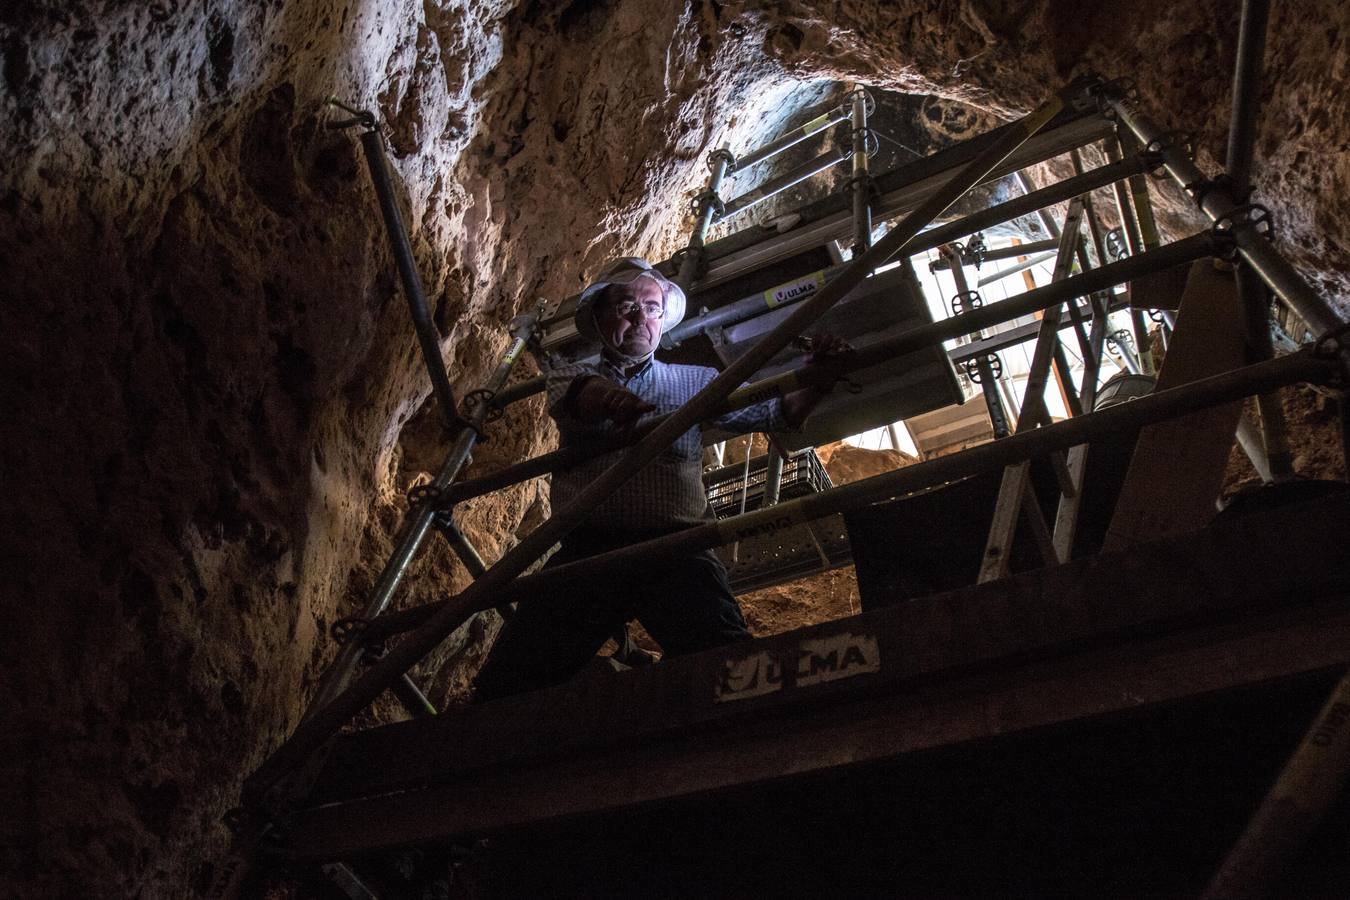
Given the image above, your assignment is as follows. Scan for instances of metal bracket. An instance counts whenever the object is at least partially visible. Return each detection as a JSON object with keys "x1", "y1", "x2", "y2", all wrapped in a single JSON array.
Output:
[
  {"x1": 1211, "y1": 203, "x2": 1274, "y2": 260},
  {"x1": 1188, "y1": 172, "x2": 1251, "y2": 208},
  {"x1": 1091, "y1": 76, "x2": 1138, "y2": 117},
  {"x1": 844, "y1": 86, "x2": 876, "y2": 117},
  {"x1": 964, "y1": 354, "x2": 1003, "y2": 384},
  {"x1": 950, "y1": 289, "x2": 983, "y2": 317},
  {"x1": 690, "y1": 189, "x2": 726, "y2": 218},
  {"x1": 407, "y1": 482, "x2": 446, "y2": 506},
  {"x1": 331, "y1": 616, "x2": 370, "y2": 645},
  {"x1": 966, "y1": 233, "x2": 988, "y2": 269},
  {"x1": 461, "y1": 388, "x2": 502, "y2": 425},
  {"x1": 708, "y1": 147, "x2": 736, "y2": 172},
  {"x1": 1106, "y1": 329, "x2": 1136, "y2": 355},
  {"x1": 1105, "y1": 227, "x2": 1130, "y2": 261},
  {"x1": 839, "y1": 171, "x2": 881, "y2": 207},
  {"x1": 1144, "y1": 131, "x2": 1196, "y2": 177},
  {"x1": 844, "y1": 125, "x2": 881, "y2": 159},
  {"x1": 325, "y1": 96, "x2": 377, "y2": 132}
]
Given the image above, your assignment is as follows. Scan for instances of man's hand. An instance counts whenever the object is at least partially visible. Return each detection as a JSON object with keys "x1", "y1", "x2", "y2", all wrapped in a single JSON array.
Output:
[
  {"x1": 570, "y1": 376, "x2": 656, "y2": 425},
  {"x1": 807, "y1": 333, "x2": 853, "y2": 367},
  {"x1": 782, "y1": 333, "x2": 855, "y2": 427}
]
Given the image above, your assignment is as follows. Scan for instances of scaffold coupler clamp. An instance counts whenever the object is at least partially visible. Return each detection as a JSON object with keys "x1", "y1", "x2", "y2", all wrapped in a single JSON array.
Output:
[
  {"x1": 690, "y1": 188, "x2": 726, "y2": 220},
  {"x1": 966, "y1": 233, "x2": 988, "y2": 269},
  {"x1": 331, "y1": 615, "x2": 371, "y2": 646},
  {"x1": 324, "y1": 96, "x2": 377, "y2": 132},
  {"x1": 964, "y1": 354, "x2": 1002, "y2": 384},
  {"x1": 1313, "y1": 323, "x2": 1350, "y2": 393},
  {"x1": 844, "y1": 85, "x2": 876, "y2": 116},
  {"x1": 672, "y1": 245, "x2": 708, "y2": 283},
  {"x1": 1107, "y1": 329, "x2": 1136, "y2": 355},
  {"x1": 462, "y1": 388, "x2": 502, "y2": 426},
  {"x1": 708, "y1": 146, "x2": 736, "y2": 174},
  {"x1": 1089, "y1": 75, "x2": 1137, "y2": 117},
  {"x1": 1142, "y1": 130, "x2": 1195, "y2": 177},
  {"x1": 408, "y1": 481, "x2": 449, "y2": 507},
  {"x1": 949, "y1": 289, "x2": 982, "y2": 317},
  {"x1": 1062, "y1": 72, "x2": 1104, "y2": 112},
  {"x1": 841, "y1": 168, "x2": 880, "y2": 203},
  {"x1": 511, "y1": 302, "x2": 545, "y2": 340},
  {"x1": 1210, "y1": 203, "x2": 1274, "y2": 261},
  {"x1": 1188, "y1": 172, "x2": 1251, "y2": 207}
]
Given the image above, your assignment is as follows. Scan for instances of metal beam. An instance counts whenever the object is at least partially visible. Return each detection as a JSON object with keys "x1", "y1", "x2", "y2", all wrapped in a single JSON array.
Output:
[
  {"x1": 718, "y1": 146, "x2": 848, "y2": 222},
  {"x1": 733, "y1": 105, "x2": 849, "y2": 172},
  {"x1": 1102, "y1": 83, "x2": 1347, "y2": 338}
]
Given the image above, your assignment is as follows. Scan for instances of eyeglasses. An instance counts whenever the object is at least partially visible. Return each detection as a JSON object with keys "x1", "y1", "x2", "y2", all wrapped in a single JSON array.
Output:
[{"x1": 608, "y1": 299, "x2": 665, "y2": 319}]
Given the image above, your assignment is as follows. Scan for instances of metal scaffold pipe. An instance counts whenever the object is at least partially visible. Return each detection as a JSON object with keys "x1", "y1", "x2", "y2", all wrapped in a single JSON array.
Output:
[
  {"x1": 244, "y1": 89, "x2": 1073, "y2": 800},
  {"x1": 735, "y1": 106, "x2": 850, "y2": 172},
  {"x1": 1226, "y1": 0, "x2": 1271, "y2": 195},
  {"x1": 849, "y1": 85, "x2": 873, "y2": 253},
  {"x1": 942, "y1": 241, "x2": 1011, "y2": 438},
  {"x1": 1223, "y1": 0, "x2": 1294, "y2": 480},
  {"x1": 443, "y1": 233, "x2": 1216, "y2": 507},
  {"x1": 718, "y1": 146, "x2": 850, "y2": 221},
  {"x1": 676, "y1": 148, "x2": 733, "y2": 289},
  {"x1": 358, "y1": 126, "x2": 465, "y2": 432},
  {"x1": 489, "y1": 374, "x2": 547, "y2": 409},
  {"x1": 300, "y1": 309, "x2": 539, "y2": 719},
  {"x1": 362, "y1": 348, "x2": 1338, "y2": 642},
  {"x1": 1101, "y1": 83, "x2": 1347, "y2": 338}
]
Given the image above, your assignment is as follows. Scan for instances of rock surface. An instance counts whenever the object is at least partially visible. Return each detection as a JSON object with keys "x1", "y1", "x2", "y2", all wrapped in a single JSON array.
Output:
[{"x1": 2, "y1": 1, "x2": 1347, "y2": 895}]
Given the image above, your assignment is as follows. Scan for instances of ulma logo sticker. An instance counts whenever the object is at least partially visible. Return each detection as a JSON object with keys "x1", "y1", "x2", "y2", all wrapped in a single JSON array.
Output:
[{"x1": 715, "y1": 632, "x2": 881, "y2": 702}]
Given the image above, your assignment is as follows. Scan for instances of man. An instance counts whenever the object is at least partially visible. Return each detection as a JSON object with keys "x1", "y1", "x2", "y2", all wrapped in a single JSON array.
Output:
[{"x1": 473, "y1": 257, "x2": 846, "y2": 701}]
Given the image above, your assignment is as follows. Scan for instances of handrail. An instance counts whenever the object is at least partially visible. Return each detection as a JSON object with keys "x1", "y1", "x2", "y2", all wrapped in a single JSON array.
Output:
[{"x1": 358, "y1": 349, "x2": 1338, "y2": 642}]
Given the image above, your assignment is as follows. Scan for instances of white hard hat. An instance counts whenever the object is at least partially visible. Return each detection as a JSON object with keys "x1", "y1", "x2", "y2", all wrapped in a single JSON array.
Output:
[{"x1": 575, "y1": 257, "x2": 687, "y2": 342}]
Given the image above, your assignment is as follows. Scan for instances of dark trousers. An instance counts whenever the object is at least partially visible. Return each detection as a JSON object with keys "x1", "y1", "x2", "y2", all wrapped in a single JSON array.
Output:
[{"x1": 472, "y1": 538, "x2": 750, "y2": 702}]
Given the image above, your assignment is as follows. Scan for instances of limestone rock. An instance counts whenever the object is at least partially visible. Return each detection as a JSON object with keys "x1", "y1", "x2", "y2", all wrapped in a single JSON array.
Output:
[{"x1": 4, "y1": 1, "x2": 1348, "y2": 894}]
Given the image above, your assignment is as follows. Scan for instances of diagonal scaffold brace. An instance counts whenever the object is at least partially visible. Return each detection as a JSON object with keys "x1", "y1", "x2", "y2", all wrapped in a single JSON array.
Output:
[{"x1": 242, "y1": 84, "x2": 1079, "y2": 805}]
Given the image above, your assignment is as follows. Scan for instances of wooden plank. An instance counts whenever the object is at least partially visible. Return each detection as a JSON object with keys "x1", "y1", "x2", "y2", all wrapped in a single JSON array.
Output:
[
  {"x1": 978, "y1": 200, "x2": 1083, "y2": 581},
  {"x1": 1104, "y1": 259, "x2": 1247, "y2": 551},
  {"x1": 1052, "y1": 443, "x2": 1091, "y2": 560},
  {"x1": 302, "y1": 495, "x2": 1350, "y2": 808},
  {"x1": 281, "y1": 601, "x2": 1350, "y2": 862},
  {"x1": 978, "y1": 459, "x2": 1032, "y2": 582}
]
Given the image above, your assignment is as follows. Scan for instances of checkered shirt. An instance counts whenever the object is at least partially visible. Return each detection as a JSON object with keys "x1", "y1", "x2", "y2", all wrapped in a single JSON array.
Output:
[{"x1": 546, "y1": 357, "x2": 789, "y2": 533}]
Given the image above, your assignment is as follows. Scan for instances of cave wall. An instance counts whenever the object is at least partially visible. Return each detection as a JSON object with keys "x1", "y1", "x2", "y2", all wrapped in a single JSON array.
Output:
[{"x1": 3, "y1": 0, "x2": 1347, "y2": 895}]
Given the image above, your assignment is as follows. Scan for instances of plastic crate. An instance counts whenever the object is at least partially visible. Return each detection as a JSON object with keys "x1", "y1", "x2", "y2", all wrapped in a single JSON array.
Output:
[{"x1": 706, "y1": 448, "x2": 833, "y2": 519}]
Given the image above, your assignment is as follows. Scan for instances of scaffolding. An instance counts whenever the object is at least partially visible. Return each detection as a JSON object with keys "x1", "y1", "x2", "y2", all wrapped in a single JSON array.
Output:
[{"x1": 218, "y1": 9, "x2": 1350, "y2": 894}]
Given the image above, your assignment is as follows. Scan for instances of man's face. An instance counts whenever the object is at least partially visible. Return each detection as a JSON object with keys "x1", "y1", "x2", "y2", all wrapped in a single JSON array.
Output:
[{"x1": 597, "y1": 276, "x2": 664, "y2": 357}]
